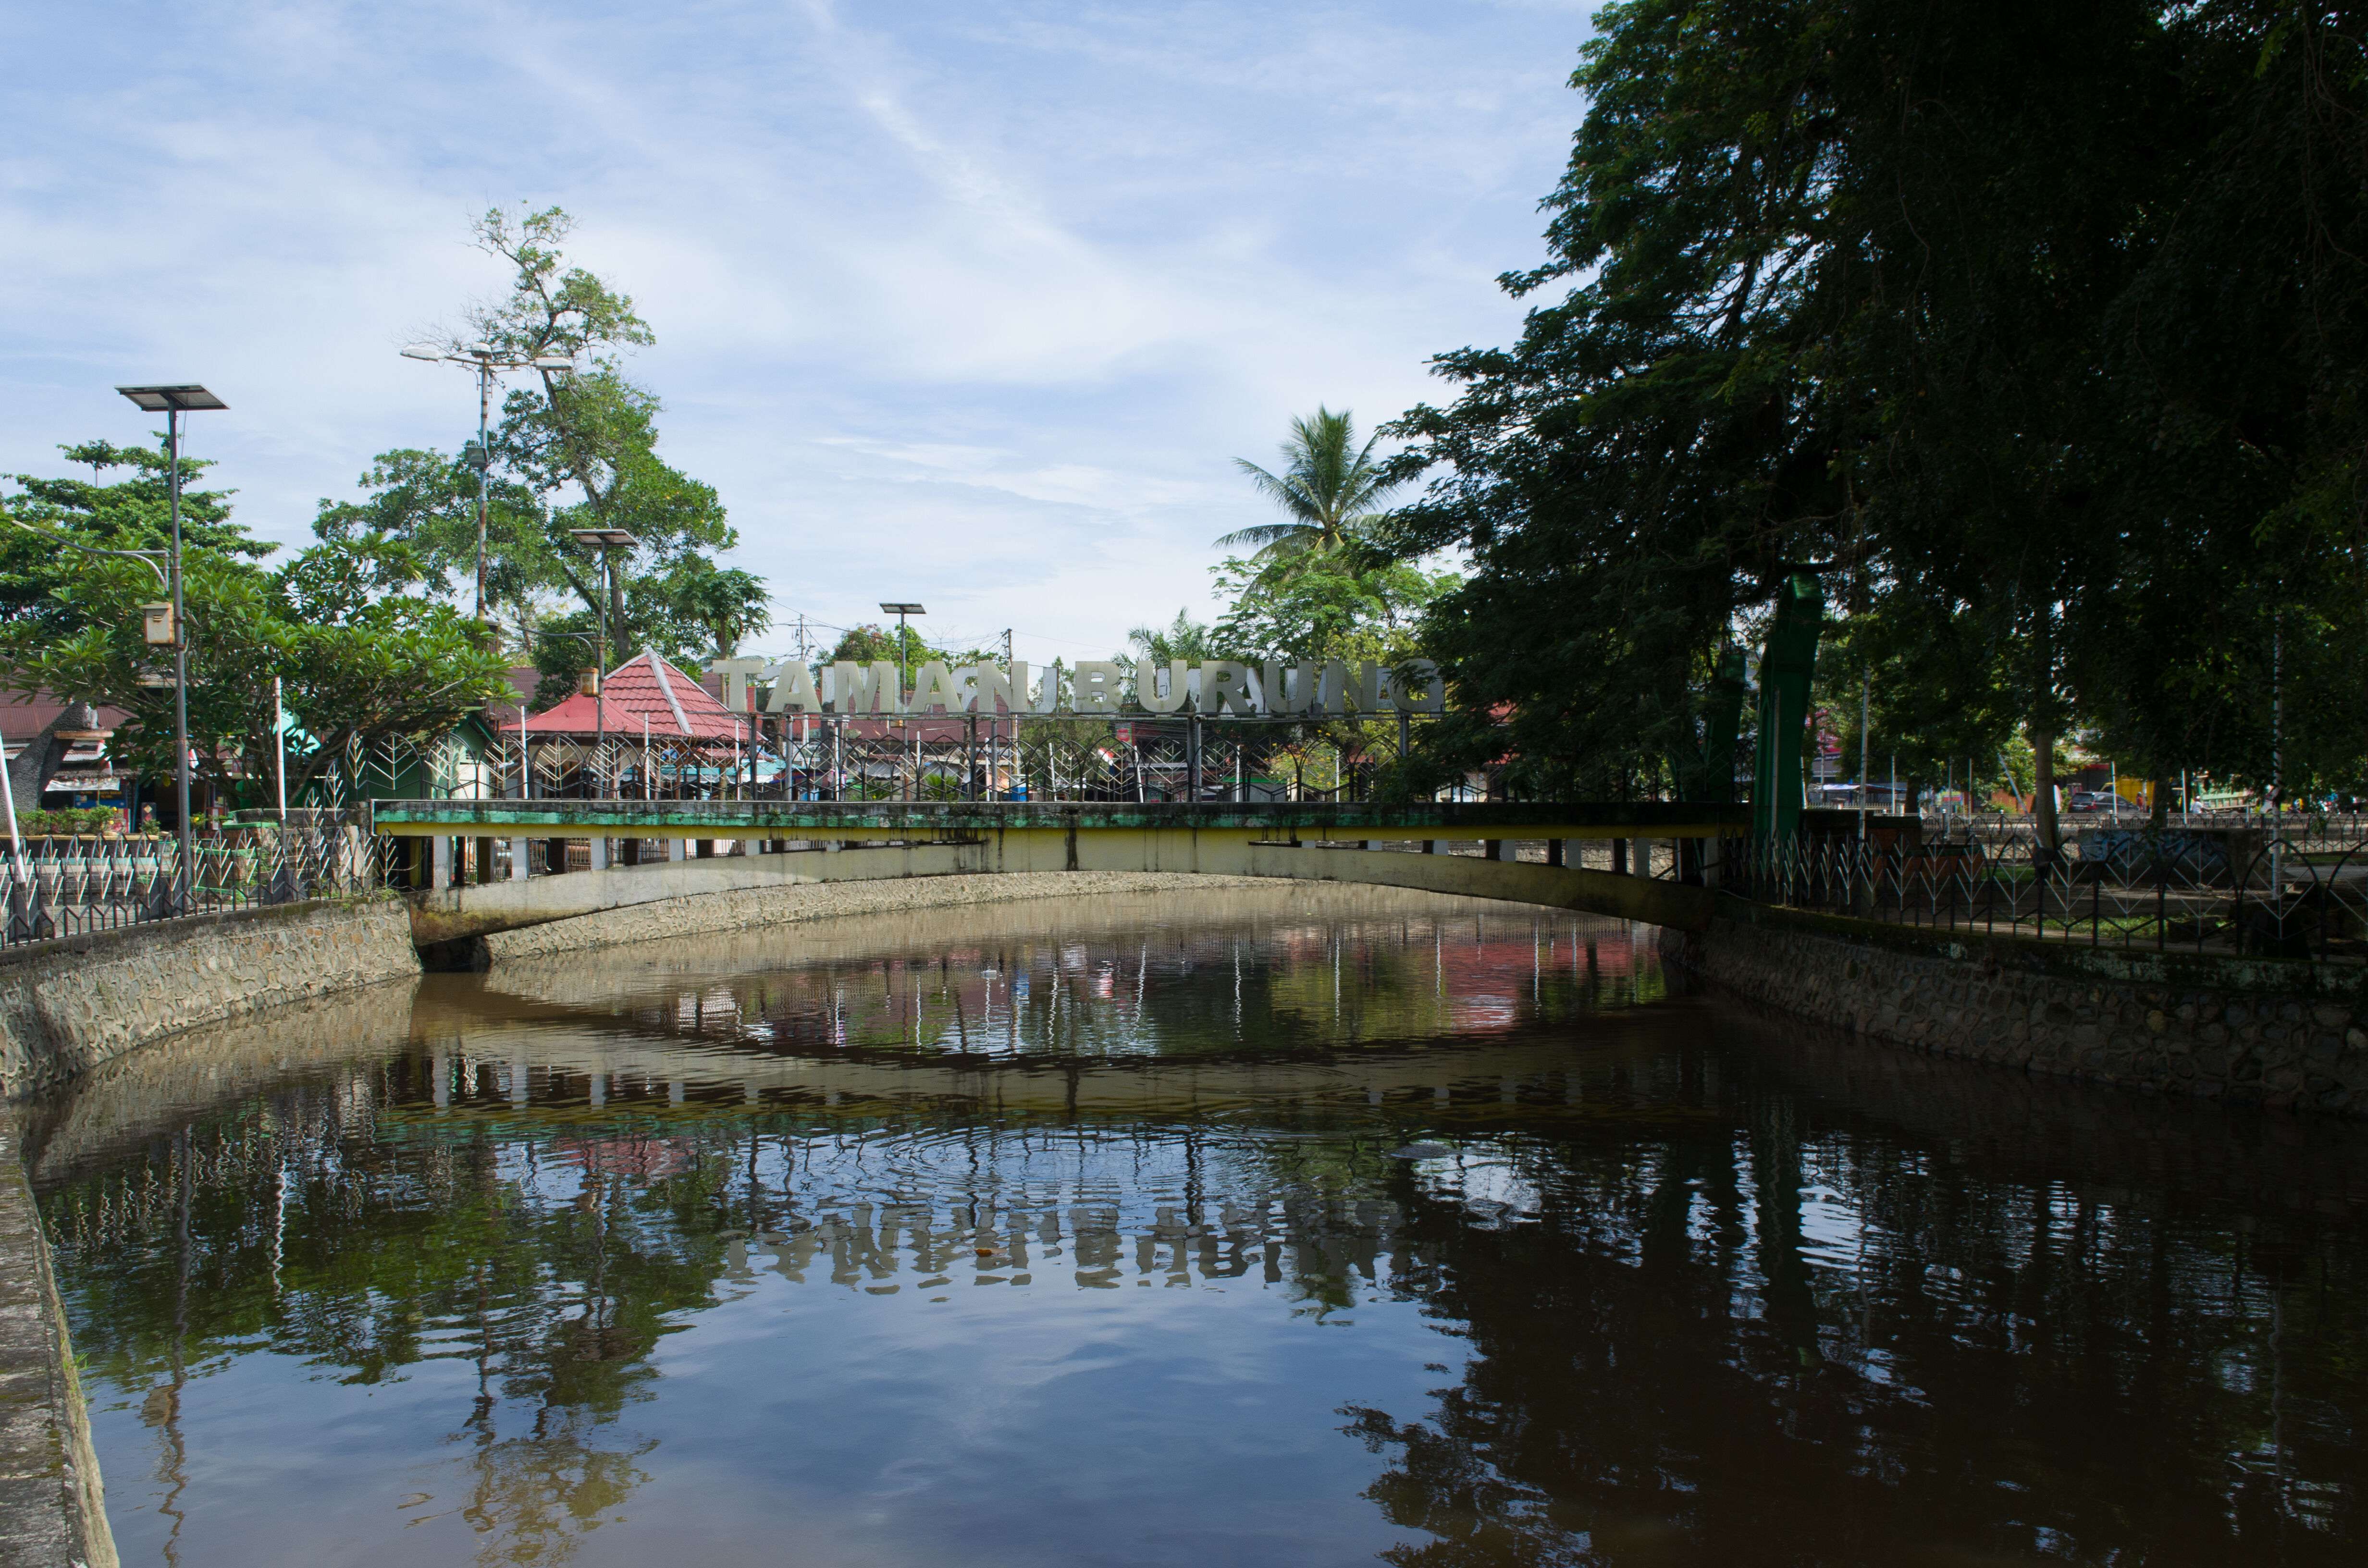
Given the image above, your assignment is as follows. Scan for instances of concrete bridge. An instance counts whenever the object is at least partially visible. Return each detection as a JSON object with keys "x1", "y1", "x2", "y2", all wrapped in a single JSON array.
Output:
[{"x1": 373, "y1": 799, "x2": 1743, "y2": 947}]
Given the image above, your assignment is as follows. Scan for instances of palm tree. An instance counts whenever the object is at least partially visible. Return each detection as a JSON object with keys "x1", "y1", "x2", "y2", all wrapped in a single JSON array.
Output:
[
  {"x1": 1216, "y1": 407, "x2": 1398, "y2": 575},
  {"x1": 1125, "y1": 609, "x2": 1220, "y2": 666}
]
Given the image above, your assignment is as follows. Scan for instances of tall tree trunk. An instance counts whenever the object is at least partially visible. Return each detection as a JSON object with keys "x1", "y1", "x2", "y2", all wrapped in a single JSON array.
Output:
[
  {"x1": 5, "y1": 707, "x2": 74, "y2": 818},
  {"x1": 2150, "y1": 776, "x2": 2171, "y2": 832}
]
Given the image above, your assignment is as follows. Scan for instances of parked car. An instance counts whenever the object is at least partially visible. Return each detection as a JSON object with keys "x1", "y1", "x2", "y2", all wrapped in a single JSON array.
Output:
[{"x1": 2064, "y1": 791, "x2": 2112, "y2": 813}]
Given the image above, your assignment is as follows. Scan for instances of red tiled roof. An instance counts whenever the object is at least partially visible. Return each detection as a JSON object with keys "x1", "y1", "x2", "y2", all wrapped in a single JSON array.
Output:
[
  {"x1": 500, "y1": 650, "x2": 751, "y2": 743},
  {"x1": 0, "y1": 690, "x2": 133, "y2": 736}
]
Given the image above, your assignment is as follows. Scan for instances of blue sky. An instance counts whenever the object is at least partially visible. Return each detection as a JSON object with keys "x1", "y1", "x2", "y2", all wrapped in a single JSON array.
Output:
[{"x1": 1, "y1": 0, "x2": 1593, "y2": 667}]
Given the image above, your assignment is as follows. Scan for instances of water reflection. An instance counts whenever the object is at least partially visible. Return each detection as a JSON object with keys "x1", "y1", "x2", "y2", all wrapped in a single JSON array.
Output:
[{"x1": 26, "y1": 885, "x2": 2368, "y2": 1566}]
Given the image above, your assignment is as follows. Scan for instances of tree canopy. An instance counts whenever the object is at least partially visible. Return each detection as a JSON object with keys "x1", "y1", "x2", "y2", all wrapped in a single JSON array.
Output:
[
  {"x1": 314, "y1": 206, "x2": 762, "y2": 675},
  {"x1": 0, "y1": 443, "x2": 509, "y2": 808},
  {"x1": 1383, "y1": 0, "x2": 2368, "y2": 821}
]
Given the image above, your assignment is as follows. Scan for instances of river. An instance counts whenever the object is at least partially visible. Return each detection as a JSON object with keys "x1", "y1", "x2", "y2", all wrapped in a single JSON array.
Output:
[{"x1": 23, "y1": 884, "x2": 2368, "y2": 1565}]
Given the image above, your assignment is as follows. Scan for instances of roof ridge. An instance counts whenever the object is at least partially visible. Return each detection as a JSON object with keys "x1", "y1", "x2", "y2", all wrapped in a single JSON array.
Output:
[{"x1": 644, "y1": 647, "x2": 692, "y2": 735}]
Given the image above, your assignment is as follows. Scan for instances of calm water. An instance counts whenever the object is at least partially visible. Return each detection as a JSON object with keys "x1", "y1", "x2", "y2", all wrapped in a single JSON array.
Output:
[{"x1": 25, "y1": 885, "x2": 2368, "y2": 1567}]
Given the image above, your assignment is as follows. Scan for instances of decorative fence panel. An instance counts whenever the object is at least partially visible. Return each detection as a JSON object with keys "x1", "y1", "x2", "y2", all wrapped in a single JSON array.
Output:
[
  {"x1": 1, "y1": 820, "x2": 381, "y2": 947},
  {"x1": 1726, "y1": 827, "x2": 2368, "y2": 959}
]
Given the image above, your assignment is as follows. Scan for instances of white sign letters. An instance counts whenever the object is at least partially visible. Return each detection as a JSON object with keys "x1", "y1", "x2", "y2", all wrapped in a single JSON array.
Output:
[{"x1": 716, "y1": 654, "x2": 1445, "y2": 717}]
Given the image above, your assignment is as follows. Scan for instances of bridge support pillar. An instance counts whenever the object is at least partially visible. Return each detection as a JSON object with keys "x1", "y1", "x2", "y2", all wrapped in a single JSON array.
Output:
[
  {"x1": 670, "y1": 838, "x2": 689, "y2": 862},
  {"x1": 431, "y1": 835, "x2": 453, "y2": 890},
  {"x1": 589, "y1": 837, "x2": 609, "y2": 871},
  {"x1": 1485, "y1": 838, "x2": 1510, "y2": 862},
  {"x1": 510, "y1": 838, "x2": 530, "y2": 881}
]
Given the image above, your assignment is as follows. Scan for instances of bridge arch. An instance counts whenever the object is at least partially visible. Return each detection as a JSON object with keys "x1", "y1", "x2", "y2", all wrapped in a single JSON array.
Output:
[{"x1": 377, "y1": 800, "x2": 1733, "y2": 952}]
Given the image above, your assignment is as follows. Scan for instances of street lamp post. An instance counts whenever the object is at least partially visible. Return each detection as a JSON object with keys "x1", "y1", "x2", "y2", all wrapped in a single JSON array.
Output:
[
  {"x1": 570, "y1": 530, "x2": 639, "y2": 796},
  {"x1": 879, "y1": 602, "x2": 926, "y2": 693},
  {"x1": 403, "y1": 343, "x2": 575, "y2": 621},
  {"x1": 116, "y1": 385, "x2": 226, "y2": 914}
]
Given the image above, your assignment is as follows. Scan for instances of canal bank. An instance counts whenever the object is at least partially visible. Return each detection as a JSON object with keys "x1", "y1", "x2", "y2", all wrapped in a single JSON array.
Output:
[
  {"x1": 1663, "y1": 894, "x2": 2368, "y2": 1116},
  {"x1": 0, "y1": 1115, "x2": 113, "y2": 1568}
]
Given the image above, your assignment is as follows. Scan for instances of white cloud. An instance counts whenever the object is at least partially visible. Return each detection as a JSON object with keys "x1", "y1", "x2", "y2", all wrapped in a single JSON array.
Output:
[{"x1": 0, "y1": 0, "x2": 1591, "y2": 654}]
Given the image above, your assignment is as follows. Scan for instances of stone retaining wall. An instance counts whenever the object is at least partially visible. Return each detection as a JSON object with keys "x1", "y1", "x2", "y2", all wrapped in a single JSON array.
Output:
[
  {"x1": 1665, "y1": 898, "x2": 2368, "y2": 1116},
  {"x1": 478, "y1": 870, "x2": 1270, "y2": 963},
  {"x1": 0, "y1": 898, "x2": 420, "y2": 1100},
  {"x1": 0, "y1": 1115, "x2": 113, "y2": 1568}
]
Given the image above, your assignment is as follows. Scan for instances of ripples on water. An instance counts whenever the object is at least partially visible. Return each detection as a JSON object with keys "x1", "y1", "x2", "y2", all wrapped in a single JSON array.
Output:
[{"x1": 24, "y1": 885, "x2": 2368, "y2": 1566}]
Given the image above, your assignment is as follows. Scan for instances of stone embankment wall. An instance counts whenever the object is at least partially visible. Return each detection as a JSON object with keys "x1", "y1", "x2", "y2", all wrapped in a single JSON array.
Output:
[
  {"x1": 475, "y1": 870, "x2": 1270, "y2": 963},
  {"x1": 0, "y1": 898, "x2": 420, "y2": 1100},
  {"x1": 0, "y1": 1116, "x2": 114, "y2": 1568},
  {"x1": 1665, "y1": 898, "x2": 2368, "y2": 1116}
]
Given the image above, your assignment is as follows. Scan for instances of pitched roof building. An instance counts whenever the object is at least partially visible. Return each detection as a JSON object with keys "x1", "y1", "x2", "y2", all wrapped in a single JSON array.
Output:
[{"x1": 501, "y1": 649, "x2": 751, "y2": 746}]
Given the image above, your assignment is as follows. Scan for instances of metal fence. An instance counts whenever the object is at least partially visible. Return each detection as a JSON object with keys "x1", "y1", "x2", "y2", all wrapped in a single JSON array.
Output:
[
  {"x1": 479, "y1": 714, "x2": 1439, "y2": 806},
  {"x1": 1, "y1": 819, "x2": 380, "y2": 947},
  {"x1": 1727, "y1": 826, "x2": 2368, "y2": 959}
]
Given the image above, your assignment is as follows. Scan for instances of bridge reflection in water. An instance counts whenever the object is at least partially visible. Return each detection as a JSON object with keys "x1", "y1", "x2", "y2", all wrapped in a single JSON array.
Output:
[{"x1": 26, "y1": 885, "x2": 2368, "y2": 1568}]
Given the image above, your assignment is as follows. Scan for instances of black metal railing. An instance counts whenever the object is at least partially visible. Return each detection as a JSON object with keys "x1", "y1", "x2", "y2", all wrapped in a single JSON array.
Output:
[{"x1": 1726, "y1": 826, "x2": 2368, "y2": 959}]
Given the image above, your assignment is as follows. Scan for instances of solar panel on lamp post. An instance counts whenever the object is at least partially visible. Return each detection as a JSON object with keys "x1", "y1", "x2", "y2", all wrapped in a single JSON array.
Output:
[
  {"x1": 402, "y1": 343, "x2": 577, "y2": 624},
  {"x1": 116, "y1": 384, "x2": 227, "y2": 915}
]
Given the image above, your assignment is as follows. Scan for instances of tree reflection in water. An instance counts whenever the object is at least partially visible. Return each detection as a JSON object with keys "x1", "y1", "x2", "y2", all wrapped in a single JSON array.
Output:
[
  {"x1": 24, "y1": 891, "x2": 2368, "y2": 1567},
  {"x1": 1343, "y1": 1050, "x2": 2368, "y2": 1566}
]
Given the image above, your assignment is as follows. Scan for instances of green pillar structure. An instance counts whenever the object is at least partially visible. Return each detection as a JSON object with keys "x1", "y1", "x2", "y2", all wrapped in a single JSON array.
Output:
[{"x1": 1751, "y1": 575, "x2": 1825, "y2": 843}]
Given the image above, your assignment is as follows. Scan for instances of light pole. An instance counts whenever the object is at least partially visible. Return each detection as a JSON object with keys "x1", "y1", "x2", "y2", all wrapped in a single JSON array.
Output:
[
  {"x1": 402, "y1": 343, "x2": 575, "y2": 622},
  {"x1": 570, "y1": 530, "x2": 638, "y2": 795},
  {"x1": 879, "y1": 602, "x2": 925, "y2": 692},
  {"x1": 116, "y1": 384, "x2": 226, "y2": 914},
  {"x1": 530, "y1": 629, "x2": 599, "y2": 798}
]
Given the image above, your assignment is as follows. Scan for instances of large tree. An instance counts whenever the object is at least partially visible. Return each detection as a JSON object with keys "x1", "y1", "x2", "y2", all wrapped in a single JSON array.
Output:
[
  {"x1": 1386, "y1": 0, "x2": 2368, "y2": 818},
  {"x1": 0, "y1": 445, "x2": 509, "y2": 812},
  {"x1": 1381, "y1": 0, "x2": 1852, "y2": 798},
  {"x1": 316, "y1": 206, "x2": 759, "y2": 671}
]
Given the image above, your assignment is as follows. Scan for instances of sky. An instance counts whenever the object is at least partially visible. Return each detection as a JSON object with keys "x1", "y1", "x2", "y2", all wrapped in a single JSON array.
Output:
[{"x1": 0, "y1": 0, "x2": 1594, "y2": 670}]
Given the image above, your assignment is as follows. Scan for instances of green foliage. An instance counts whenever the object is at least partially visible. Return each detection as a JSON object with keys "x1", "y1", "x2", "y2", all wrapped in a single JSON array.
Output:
[
  {"x1": 1122, "y1": 610, "x2": 1221, "y2": 672},
  {"x1": 1385, "y1": 0, "x2": 2368, "y2": 806},
  {"x1": 0, "y1": 448, "x2": 512, "y2": 808},
  {"x1": 1212, "y1": 551, "x2": 1450, "y2": 665},
  {"x1": 319, "y1": 206, "x2": 754, "y2": 670},
  {"x1": 1219, "y1": 408, "x2": 1400, "y2": 585},
  {"x1": 1, "y1": 440, "x2": 255, "y2": 639},
  {"x1": 15, "y1": 807, "x2": 120, "y2": 835}
]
